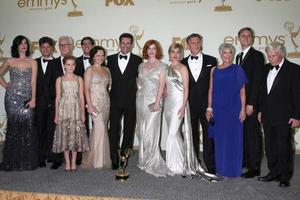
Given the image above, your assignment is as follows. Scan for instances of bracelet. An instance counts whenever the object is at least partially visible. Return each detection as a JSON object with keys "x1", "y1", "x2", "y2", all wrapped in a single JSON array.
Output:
[{"x1": 206, "y1": 107, "x2": 213, "y2": 112}]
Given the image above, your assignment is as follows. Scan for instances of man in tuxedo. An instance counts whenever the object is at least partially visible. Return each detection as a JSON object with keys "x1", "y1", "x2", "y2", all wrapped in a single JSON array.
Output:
[
  {"x1": 35, "y1": 36, "x2": 55, "y2": 168},
  {"x1": 107, "y1": 33, "x2": 142, "y2": 170},
  {"x1": 257, "y1": 42, "x2": 300, "y2": 187},
  {"x1": 48, "y1": 35, "x2": 76, "y2": 169},
  {"x1": 236, "y1": 27, "x2": 265, "y2": 178},
  {"x1": 75, "y1": 36, "x2": 95, "y2": 165},
  {"x1": 181, "y1": 33, "x2": 217, "y2": 174}
]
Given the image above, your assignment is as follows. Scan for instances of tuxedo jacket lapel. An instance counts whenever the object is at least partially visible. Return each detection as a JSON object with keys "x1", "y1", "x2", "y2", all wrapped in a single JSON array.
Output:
[
  {"x1": 184, "y1": 56, "x2": 197, "y2": 83},
  {"x1": 240, "y1": 48, "x2": 252, "y2": 66},
  {"x1": 197, "y1": 54, "x2": 209, "y2": 81},
  {"x1": 269, "y1": 61, "x2": 287, "y2": 94}
]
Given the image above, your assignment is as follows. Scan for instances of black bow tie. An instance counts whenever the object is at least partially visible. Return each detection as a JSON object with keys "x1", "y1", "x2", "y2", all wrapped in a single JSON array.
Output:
[
  {"x1": 43, "y1": 59, "x2": 49, "y2": 63},
  {"x1": 191, "y1": 56, "x2": 198, "y2": 60},
  {"x1": 119, "y1": 54, "x2": 128, "y2": 60},
  {"x1": 83, "y1": 56, "x2": 89, "y2": 60},
  {"x1": 270, "y1": 65, "x2": 279, "y2": 70}
]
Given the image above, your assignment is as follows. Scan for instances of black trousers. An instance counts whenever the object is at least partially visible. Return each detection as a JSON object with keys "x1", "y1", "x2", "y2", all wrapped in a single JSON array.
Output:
[
  {"x1": 243, "y1": 111, "x2": 263, "y2": 170},
  {"x1": 35, "y1": 103, "x2": 56, "y2": 163},
  {"x1": 263, "y1": 121, "x2": 294, "y2": 181},
  {"x1": 108, "y1": 105, "x2": 136, "y2": 164},
  {"x1": 190, "y1": 108, "x2": 215, "y2": 172}
]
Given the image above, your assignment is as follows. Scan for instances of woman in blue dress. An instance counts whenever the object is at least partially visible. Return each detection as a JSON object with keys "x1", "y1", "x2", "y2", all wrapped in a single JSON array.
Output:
[{"x1": 206, "y1": 43, "x2": 247, "y2": 177}]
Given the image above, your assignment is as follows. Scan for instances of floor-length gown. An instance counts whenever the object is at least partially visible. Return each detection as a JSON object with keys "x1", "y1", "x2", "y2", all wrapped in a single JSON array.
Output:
[
  {"x1": 52, "y1": 77, "x2": 89, "y2": 153},
  {"x1": 164, "y1": 67, "x2": 218, "y2": 180},
  {"x1": 136, "y1": 62, "x2": 171, "y2": 177},
  {"x1": 208, "y1": 64, "x2": 247, "y2": 177},
  {"x1": 1, "y1": 67, "x2": 38, "y2": 171},
  {"x1": 82, "y1": 67, "x2": 111, "y2": 168}
]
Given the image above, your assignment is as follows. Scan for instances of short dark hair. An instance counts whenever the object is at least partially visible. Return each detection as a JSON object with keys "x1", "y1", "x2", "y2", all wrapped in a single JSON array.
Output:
[
  {"x1": 119, "y1": 33, "x2": 134, "y2": 44},
  {"x1": 11, "y1": 35, "x2": 31, "y2": 58},
  {"x1": 89, "y1": 46, "x2": 106, "y2": 65},
  {"x1": 142, "y1": 39, "x2": 163, "y2": 60},
  {"x1": 80, "y1": 36, "x2": 95, "y2": 46},
  {"x1": 39, "y1": 36, "x2": 54, "y2": 47},
  {"x1": 62, "y1": 55, "x2": 76, "y2": 65},
  {"x1": 186, "y1": 33, "x2": 203, "y2": 43},
  {"x1": 238, "y1": 27, "x2": 254, "y2": 38}
]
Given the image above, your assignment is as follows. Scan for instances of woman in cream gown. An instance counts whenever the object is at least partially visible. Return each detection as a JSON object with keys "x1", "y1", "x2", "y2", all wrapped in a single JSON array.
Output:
[
  {"x1": 82, "y1": 46, "x2": 111, "y2": 168},
  {"x1": 136, "y1": 40, "x2": 171, "y2": 177},
  {"x1": 164, "y1": 43, "x2": 219, "y2": 181}
]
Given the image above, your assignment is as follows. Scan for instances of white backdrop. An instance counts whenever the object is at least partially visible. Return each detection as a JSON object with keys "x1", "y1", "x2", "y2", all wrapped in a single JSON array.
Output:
[{"x1": 0, "y1": 0, "x2": 300, "y2": 150}]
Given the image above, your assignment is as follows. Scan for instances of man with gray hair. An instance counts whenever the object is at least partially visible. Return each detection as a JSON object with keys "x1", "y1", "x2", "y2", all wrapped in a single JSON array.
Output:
[
  {"x1": 257, "y1": 42, "x2": 300, "y2": 187},
  {"x1": 48, "y1": 35, "x2": 76, "y2": 170}
]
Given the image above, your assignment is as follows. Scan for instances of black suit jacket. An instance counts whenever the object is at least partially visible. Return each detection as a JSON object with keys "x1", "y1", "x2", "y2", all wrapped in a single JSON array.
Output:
[
  {"x1": 182, "y1": 54, "x2": 217, "y2": 111},
  {"x1": 75, "y1": 55, "x2": 86, "y2": 77},
  {"x1": 107, "y1": 53, "x2": 142, "y2": 109},
  {"x1": 35, "y1": 57, "x2": 54, "y2": 107},
  {"x1": 236, "y1": 47, "x2": 265, "y2": 108},
  {"x1": 260, "y1": 59, "x2": 300, "y2": 124}
]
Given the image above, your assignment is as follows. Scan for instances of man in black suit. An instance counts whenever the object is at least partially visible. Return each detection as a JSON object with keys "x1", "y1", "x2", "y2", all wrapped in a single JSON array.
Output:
[
  {"x1": 75, "y1": 36, "x2": 95, "y2": 164},
  {"x1": 107, "y1": 33, "x2": 142, "y2": 170},
  {"x1": 258, "y1": 42, "x2": 300, "y2": 187},
  {"x1": 48, "y1": 35, "x2": 76, "y2": 169},
  {"x1": 35, "y1": 37, "x2": 55, "y2": 168},
  {"x1": 236, "y1": 27, "x2": 265, "y2": 178},
  {"x1": 181, "y1": 33, "x2": 217, "y2": 174}
]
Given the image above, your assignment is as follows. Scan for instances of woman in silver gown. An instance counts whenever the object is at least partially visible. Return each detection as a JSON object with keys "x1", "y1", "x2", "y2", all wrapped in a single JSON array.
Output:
[
  {"x1": 0, "y1": 35, "x2": 38, "y2": 170},
  {"x1": 164, "y1": 43, "x2": 219, "y2": 181},
  {"x1": 136, "y1": 40, "x2": 171, "y2": 177}
]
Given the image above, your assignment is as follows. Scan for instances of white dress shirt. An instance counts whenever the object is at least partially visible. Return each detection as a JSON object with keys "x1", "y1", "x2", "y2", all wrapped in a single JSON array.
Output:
[
  {"x1": 267, "y1": 58, "x2": 284, "y2": 94},
  {"x1": 118, "y1": 52, "x2": 131, "y2": 74},
  {"x1": 83, "y1": 56, "x2": 91, "y2": 70},
  {"x1": 188, "y1": 52, "x2": 203, "y2": 81},
  {"x1": 40, "y1": 57, "x2": 53, "y2": 74},
  {"x1": 60, "y1": 56, "x2": 65, "y2": 74}
]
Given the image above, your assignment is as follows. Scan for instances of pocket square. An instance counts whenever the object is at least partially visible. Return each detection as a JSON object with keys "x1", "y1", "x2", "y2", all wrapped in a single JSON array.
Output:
[{"x1": 206, "y1": 64, "x2": 212, "y2": 67}]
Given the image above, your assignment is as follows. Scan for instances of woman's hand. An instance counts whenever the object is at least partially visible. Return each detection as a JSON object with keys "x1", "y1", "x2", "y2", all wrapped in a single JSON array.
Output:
[
  {"x1": 239, "y1": 109, "x2": 246, "y2": 122},
  {"x1": 27, "y1": 99, "x2": 36, "y2": 108},
  {"x1": 178, "y1": 105, "x2": 185, "y2": 119},
  {"x1": 54, "y1": 115, "x2": 59, "y2": 124},
  {"x1": 206, "y1": 110, "x2": 213, "y2": 122},
  {"x1": 149, "y1": 102, "x2": 160, "y2": 112}
]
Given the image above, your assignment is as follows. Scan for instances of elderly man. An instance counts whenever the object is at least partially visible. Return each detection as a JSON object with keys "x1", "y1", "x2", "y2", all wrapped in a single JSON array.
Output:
[{"x1": 258, "y1": 42, "x2": 300, "y2": 187}]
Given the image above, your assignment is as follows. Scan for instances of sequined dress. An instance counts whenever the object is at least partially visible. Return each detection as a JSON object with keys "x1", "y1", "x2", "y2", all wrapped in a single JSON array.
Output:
[
  {"x1": 1, "y1": 67, "x2": 38, "y2": 171},
  {"x1": 52, "y1": 77, "x2": 89, "y2": 153},
  {"x1": 82, "y1": 67, "x2": 111, "y2": 168}
]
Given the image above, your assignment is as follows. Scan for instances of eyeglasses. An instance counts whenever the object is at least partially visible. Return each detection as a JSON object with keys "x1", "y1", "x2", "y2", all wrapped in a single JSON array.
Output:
[{"x1": 59, "y1": 43, "x2": 71, "y2": 47}]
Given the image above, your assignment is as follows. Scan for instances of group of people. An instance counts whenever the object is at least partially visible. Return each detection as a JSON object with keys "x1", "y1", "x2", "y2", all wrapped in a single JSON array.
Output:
[{"x1": 0, "y1": 27, "x2": 299, "y2": 187}]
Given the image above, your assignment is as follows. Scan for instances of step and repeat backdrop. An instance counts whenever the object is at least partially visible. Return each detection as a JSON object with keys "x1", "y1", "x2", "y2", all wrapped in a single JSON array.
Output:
[{"x1": 0, "y1": 0, "x2": 300, "y2": 150}]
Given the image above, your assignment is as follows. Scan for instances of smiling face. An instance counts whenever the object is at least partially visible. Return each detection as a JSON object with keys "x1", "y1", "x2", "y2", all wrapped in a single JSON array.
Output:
[
  {"x1": 220, "y1": 48, "x2": 233, "y2": 65},
  {"x1": 64, "y1": 58, "x2": 76, "y2": 74},
  {"x1": 93, "y1": 49, "x2": 105, "y2": 65},
  {"x1": 81, "y1": 39, "x2": 94, "y2": 56},
  {"x1": 40, "y1": 42, "x2": 53, "y2": 58},
  {"x1": 238, "y1": 29, "x2": 253, "y2": 49},
  {"x1": 59, "y1": 38, "x2": 73, "y2": 57},
  {"x1": 119, "y1": 37, "x2": 132, "y2": 55}
]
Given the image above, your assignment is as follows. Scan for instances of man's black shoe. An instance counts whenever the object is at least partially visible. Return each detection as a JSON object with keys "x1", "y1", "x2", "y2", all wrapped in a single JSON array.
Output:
[
  {"x1": 50, "y1": 162, "x2": 61, "y2": 170},
  {"x1": 242, "y1": 169, "x2": 260, "y2": 178},
  {"x1": 279, "y1": 181, "x2": 290, "y2": 187},
  {"x1": 38, "y1": 161, "x2": 46, "y2": 168},
  {"x1": 258, "y1": 174, "x2": 278, "y2": 182}
]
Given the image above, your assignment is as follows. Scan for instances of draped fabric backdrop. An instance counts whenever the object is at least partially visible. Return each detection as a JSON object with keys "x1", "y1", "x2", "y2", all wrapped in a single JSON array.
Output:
[{"x1": 0, "y1": 0, "x2": 299, "y2": 150}]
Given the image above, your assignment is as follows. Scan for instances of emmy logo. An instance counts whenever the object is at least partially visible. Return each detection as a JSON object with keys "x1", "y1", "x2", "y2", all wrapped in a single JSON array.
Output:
[
  {"x1": 0, "y1": 33, "x2": 5, "y2": 62},
  {"x1": 214, "y1": 0, "x2": 232, "y2": 12},
  {"x1": 67, "y1": 0, "x2": 83, "y2": 17},
  {"x1": 284, "y1": 21, "x2": 300, "y2": 58},
  {"x1": 115, "y1": 149, "x2": 133, "y2": 181},
  {"x1": 130, "y1": 25, "x2": 144, "y2": 55}
]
